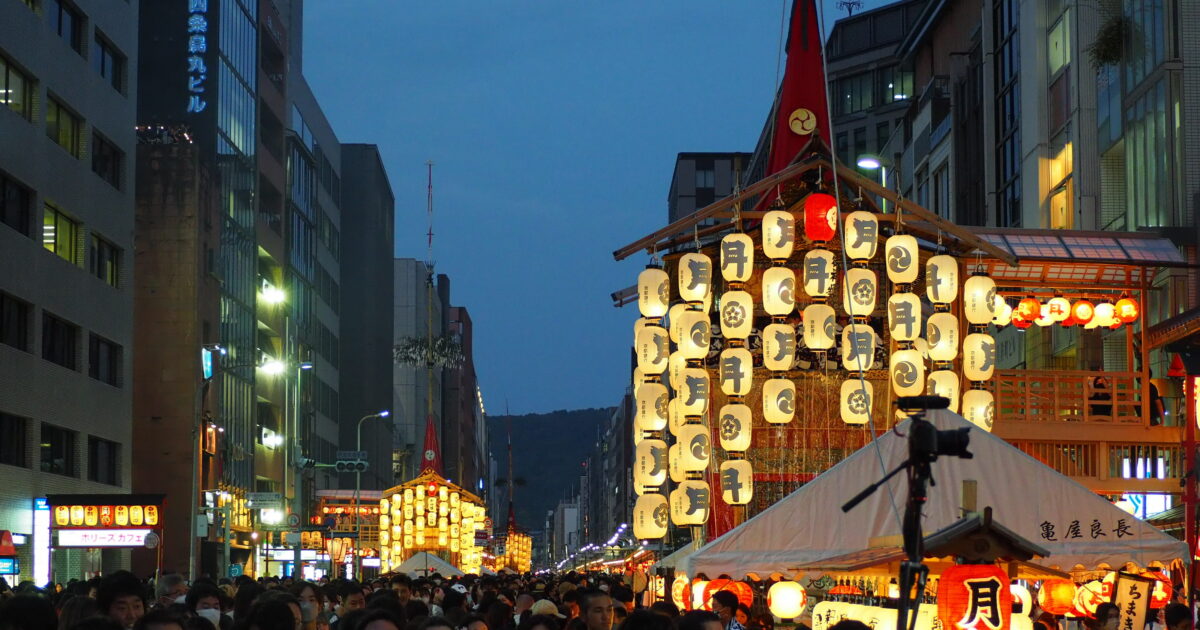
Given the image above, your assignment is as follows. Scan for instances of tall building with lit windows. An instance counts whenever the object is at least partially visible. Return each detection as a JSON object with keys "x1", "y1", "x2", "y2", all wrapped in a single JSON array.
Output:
[{"x1": 0, "y1": 0, "x2": 139, "y2": 580}]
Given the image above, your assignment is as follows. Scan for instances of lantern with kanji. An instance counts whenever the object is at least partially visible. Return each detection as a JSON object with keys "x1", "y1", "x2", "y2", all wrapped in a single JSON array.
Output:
[
  {"x1": 678, "y1": 367, "x2": 709, "y2": 416},
  {"x1": 763, "y1": 378, "x2": 796, "y2": 424},
  {"x1": 669, "y1": 480, "x2": 710, "y2": 526},
  {"x1": 964, "y1": 275, "x2": 998, "y2": 325},
  {"x1": 679, "y1": 253, "x2": 713, "y2": 304},
  {"x1": 844, "y1": 211, "x2": 879, "y2": 261},
  {"x1": 719, "y1": 291, "x2": 754, "y2": 340},
  {"x1": 638, "y1": 266, "x2": 669, "y2": 318},
  {"x1": 767, "y1": 581, "x2": 808, "y2": 619},
  {"x1": 634, "y1": 439, "x2": 667, "y2": 490},
  {"x1": 803, "y1": 249, "x2": 836, "y2": 298},
  {"x1": 927, "y1": 370, "x2": 960, "y2": 413},
  {"x1": 763, "y1": 209, "x2": 796, "y2": 260},
  {"x1": 633, "y1": 494, "x2": 668, "y2": 540},
  {"x1": 927, "y1": 255, "x2": 959, "y2": 304},
  {"x1": 719, "y1": 347, "x2": 753, "y2": 396},
  {"x1": 927, "y1": 312, "x2": 960, "y2": 362},
  {"x1": 804, "y1": 193, "x2": 838, "y2": 242},
  {"x1": 938, "y1": 565, "x2": 1012, "y2": 630},
  {"x1": 1141, "y1": 572, "x2": 1172, "y2": 609},
  {"x1": 763, "y1": 323, "x2": 796, "y2": 371},
  {"x1": 1037, "y1": 579, "x2": 1077, "y2": 616},
  {"x1": 962, "y1": 389, "x2": 995, "y2": 431},
  {"x1": 886, "y1": 234, "x2": 919, "y2": 284},
  {"x1": 888, "y1": 292, "x2": 922, "y2": 342},
  {"x1": 803, "y1": 303, "x2": 836, "y2": 350},
  {"x1": 720, "y1": 233, "x2": 754, "y2": 283},
  {"x1": 763, "y1": 267, "x2": 796, "y2": 316},
  {"x1": 1115, "y1": 296, "x2": 1140, "y2": 324},
  {"x1": 1015, "y1": 296, "x2": 1041, "y2": 322},
  {"x1": 636, "y1": 325, "x2": 669, "y2": 375},
  {"x1": 719, "y1": 460, "x2": 753, "y2": 506},
  {"x1": 1047, "y1": 296, "x2": 1071, "y2": 322},
  {"x1": 964, "y1": 333, "x2": 996, "y2": 381},
  {"x1": 841, "y1": 324, "x2": 877, "y2": 370},
  {"x1": 634, "y1": 383, "x2": 668, "y2": 433}
]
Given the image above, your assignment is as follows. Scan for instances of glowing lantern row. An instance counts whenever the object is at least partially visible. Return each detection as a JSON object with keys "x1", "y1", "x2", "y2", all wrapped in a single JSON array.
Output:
[
  {"x1": 1002, "y1": 296, "x2": 1139, "y2": 330},
  {"x1": 767, "y1": 581, "x2": 808, "y2": 619},
  {"x1": 638, "y1": 266, "x2": 669, "y2": 318},
  {"x1": 763, "y1": 209, "x2": 795, "y2": 260},
  {"x1": 633, "y1": 493, "x2": 668, "y2": 539}
]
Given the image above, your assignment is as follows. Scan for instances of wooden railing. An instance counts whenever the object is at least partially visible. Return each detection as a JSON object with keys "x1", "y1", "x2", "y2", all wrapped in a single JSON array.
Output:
[{"x1": 994, "y1": 369, "x2": 1145, "y2": 424}]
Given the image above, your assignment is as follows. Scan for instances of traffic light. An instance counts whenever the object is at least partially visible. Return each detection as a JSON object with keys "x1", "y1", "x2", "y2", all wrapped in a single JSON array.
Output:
[{"x1": 334, "y1": 459, "x2": 368, "y2": 473}]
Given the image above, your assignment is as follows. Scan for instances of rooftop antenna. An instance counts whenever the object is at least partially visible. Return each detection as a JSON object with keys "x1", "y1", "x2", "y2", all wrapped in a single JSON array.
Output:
[{"x1": 837, "y1": 0, "x2": 863, "y2": 16}]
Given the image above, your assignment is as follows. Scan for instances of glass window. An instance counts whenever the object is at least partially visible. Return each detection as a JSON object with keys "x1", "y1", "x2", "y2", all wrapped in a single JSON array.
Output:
[
  {"x1": 876, "y1": 122, "x2": 889, "y2": 152},
  {"x1": 877, "y1": 66, "x2": 913, "y2": 104},
  {"x1": 0, "y1": 171, "x2": 32, "y2": 235},
  {"x1": 0, "y1": 412, "x2": 27, "y2": 468},
  {"x1": 90, "y1": 234, "x2": 119, "y2": 287},
  {"x1": 92, "y1": 33, "x2": 125, "y2": 93},
  {"x1": 43, "y1": 204, "x2": 81, "y2": 265},
  {"x1": 40, "y1": 423, "x2": 77, "y2": 476},
  {"x1": 91, "y1": 131, "x2": 123, "y2": 189},
  {"x1": 46, "y1": 97, "x2": 82, "y2": 158},
  {"x1": 0, "y1": 292, "x2": 30, "y2": 352},
  {"x1": 48, "y1": 0, "x2": 84, "y2": 55},
  {"x1": 41, "y1": 312, "x2": 78, "y2": 370},
  {"x1": 933, "y1": 166, "x2": 950, "y2": 218},
  {"x1": 89, "y1": 334, "x2": 121, "y2": 386},
  {"x1": 0, "y1": 55, "x2": 34, "y2": 120},
  {"x1": 1047, "y1": 12, "x2": 1070, "y2": 76},
  {"x1": 88, "y1": 436, "x2": 119, "y2": 485}
]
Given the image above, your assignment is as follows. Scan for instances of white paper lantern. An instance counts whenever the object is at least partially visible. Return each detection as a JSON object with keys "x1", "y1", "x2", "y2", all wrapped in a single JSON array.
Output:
[
  {"x1": 844, "y1": 211, "x2": 879, "y2": 261},
  {"x1": 666, "y1": 399, "x2": 687, "y2": 439},
  {"x1": 762, "y1": 323, "x2": 796, "y2": 371},
  {"x1": 1047, "y1": 296, "x2": 1071, "y2": 322},
  {"x1": 802, "y1": 249, "x2": 836, "y2": 298},
  {"x1": 842, "y1": 267, "x2": 877, "y2": 318},
  {"x1": 636, "y1": 325, "x2": 669, "y2": 375},
  {"x1": 634, "y1": 382, "x2": 668, "y2": 433},
  {"x1": 668, "y1": 303, "x2": 689, "y2": 344},
  {"x1": 890, "y1": 349, "x2": 925, "y2": 396},
  {"x1": 993, "y1": 296, "x2": 1013, "y2": 326},
  {"x1": 668, "y1": 352, "x2": 686, "y2": 390},
  {"x1": 720, "y1": 233, "x2": 754, "y2": 283},
  {"x1": 964, "y1": 275, "x2": 997, "y2": 325},
  {"x1": 926, "y1": 312, "x2": 960, "y2": 362},
  {"x1": 668, "y1": 443, "x2": 685, "y2": 483},
  {"x1": 634, "y1": 439, "x2": 668, "y2": 490},
  {"x1": 803, "y1": 303, "x2": 836, "y2": 350},
  {"x1": 885, "y1": 235, "x2": 919, "y2": 284},
  {"x1": 762, "y1": 267, "x2": 796, "y2": 316},
  {"x1": 767, "y1": 581, "x2": 808, "y2": 619},
  {"x1": 632, "y1": 366, "x2": 646, "y2": 391},
  {"x1": 926, "y1": 370, "x2": 960, "y2": 412},
  {"x1": 1035, "y1": 304, "x2": 1054, "y2": 327},
  {"x1": 963, "y1": 333, "x2": 995, "y2": 381},
  {"x1": 926, "y1": 255, "x2": 959, "y2": 304},
  {"x1": 962, "y1": 389, "x2": 996, "y2": 431},
  {"x1": 841, "y1": 323, "x2": 877, "y2": 371},
  {"x1": 679, "y1": 367, "x2": 710, "y2": 416},
  {"x1": 638, "y1": 267, "x2": 670, "y2": 318},
  {"x1": 719, "y1": 290, "x2": 754, "y2": 340},
  {"x1": 675, "y1": 425, "x2": 711, "y2": 472},
  {"x1": 762, "y1": 210, "x2": 795, "y2": 260},
  {"x1": 840, "y1": 380, "x2": 874, "y2": 425},
  {"x1": 632, "y1": 493, "x2": 668, "y2": 539},
  {"x1": 762, "y1": 378, "x2": 796, "y2": 424},
  {"x1": 678, "y1": 253, "x2": 713, "y2": 304},
  {"x1": 669, "y1": 480, "x2": 711, "y2": 526},
  {"x1": 677, "y1": 309, "x2": 711, "y2": 360},
  {"x1": 1094, "y1": 301, "x2": 1117, "y2": 327},
  {"x1": 719, "y1": 460, "x2": 754, "y2": 506},
  {"x1": 887, "y1": 293, "x2": 921, "y2": 342},
  {"x1": 717, "y1": 404, "x2": 752, "y2": 451},
  {"x1": 719, "y1": 348, "x2": 753, "y2": 397}
]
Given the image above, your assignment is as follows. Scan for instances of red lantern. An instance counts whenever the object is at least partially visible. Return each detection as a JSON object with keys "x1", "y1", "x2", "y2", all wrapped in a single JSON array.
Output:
[
  {"x1": 1017, "y1": 297, "x2": 1041, "y2": 321},
  {"x1": 1072, "y1": 300, "x2": 1095, "y2": 324},
  {"x1": 1012, "y1": 313, "x2": 1033, "y2": 330},
  {"x1": 1037, "y1": 578, "x2": 1078, "y2": 616},
  {"x1": 704, "y1": 579, "x2": 754, "y2": 609},
  {"x1": 1062, "y1": 314, "x2": 1077, "y2": 327},
  {"x1": 803, "y1": 193, "x2": 838, "y2": 242},
  {"x1": 938, "y1": 565, "x2": 1012, "y2": 630},
  {"x1": 1141, "y1": 572, "x2": 1171, "y2": 608},
  {"x1": 1115, "y1": 297, "x2": 1140, "y2": 324},
  {"x1": 671, "y1": 576, "x2": 690, "y2": 611}
]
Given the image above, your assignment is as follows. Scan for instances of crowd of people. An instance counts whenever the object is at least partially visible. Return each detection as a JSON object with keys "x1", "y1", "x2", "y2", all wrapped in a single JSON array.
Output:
[{"x1": 0, "y1": 572, "x2": 764, "y2": 630}]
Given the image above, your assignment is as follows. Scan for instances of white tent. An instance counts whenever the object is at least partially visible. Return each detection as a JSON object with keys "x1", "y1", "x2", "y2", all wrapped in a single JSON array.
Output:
[
  {"x1": 653, "y1": 543, "x2": 698, "y2": 571},
  {"x1": 394, "y1": 551, "x2": 464, "y2": 577},
  {"x1": 682, "y1": 410, "x2": 1187, "y2": 578}
]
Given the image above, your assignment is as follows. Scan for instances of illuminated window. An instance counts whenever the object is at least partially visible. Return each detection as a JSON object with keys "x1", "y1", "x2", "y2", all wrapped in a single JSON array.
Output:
[
  {"x1": 46, "y1": 97, "x2": 82, "y2": 158},
  {"x1": 43, "y1": 204, "x2": 81, "y2": 265},
  {"x1": 0, "y1": 55, "x2": 33, "y2": 120},
  {"x1": 1047, "y1": 11, "x2": 1070, "y2": 76}
]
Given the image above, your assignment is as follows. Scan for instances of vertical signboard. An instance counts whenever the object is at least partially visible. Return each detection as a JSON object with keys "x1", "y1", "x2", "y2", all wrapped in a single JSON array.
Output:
[{"x1": 1114, "y1": 573, "x2": 1152, "y2": 630}]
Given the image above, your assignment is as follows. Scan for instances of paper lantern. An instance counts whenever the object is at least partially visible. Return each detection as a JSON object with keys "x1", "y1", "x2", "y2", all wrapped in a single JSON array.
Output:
[
  {"x1": 719, "y1": 290, "x2": 754, "y2": 340},
  {"x1": 632, "y1": 493, "x2": 668, "y2": 540},
  {"x1": 668, "y1": 352, "x2": 686, "y2": 390},
  {"x1": 635, "y1": 384, "x2": 668, "y2": 433},
  {"x1": 964, "y1": 275, "x2": 998, "y2": 325},
  {"x1": 841, "y1": 324, "x2": 877, "y2": 371},
  {"x1": 668, "y1": 304, "x2": 689, "y2": 343},
  {"x1": 670, "y1": 480, "x2": 711, "y2": 526},
  {"x1": 993, "y1": 297, "x2": 1013, "y2": 327},
  {"x1": 844, "y1": 211, "x2": 879, "y2": 261},
  {"x1": 705, "y1": 580, "x2": 754, "y2": 610},
  {"x1": 1071, "y1": 300, "x2": 1095, "y2": 324},
  {"x1": 1139, "y1": 572, "x2": 1171, "y2": 609},
  {"x1": 927, "y1": 312, "x2": 960, "y2": 362},
  {"x1": 891, "y1": 349, "x2": 926, "y2": 396},
  {"x1": 1074, "y1": 580, "x2": 1106, "y2": 618},
  {"x1": 638, "y1": 267, "x2": 670, "y2": 318},
  {"x1": 841, "y1": 380, "x2": 873, "y2": 425},
  {"x1": 802, "y1": 249, "x2": 836, "y2": 298},
  {"x1": 1035, "y1": 304, "x2": 1054, "y2": 327},
  {"x1": 1115, "y1": 297, "x2": 1140, "y2": 323},
  {"x1": 1015, "y1": 296, "x2": 1040, "y2": 322},
  {"x1": 803, "y1": 193, "x2": 838, "y2": 242},
  {"x1": 1037, "y1": 579, "x2": 1077, "y2": 616},
  {"x1": 636, "y1": 325, "x2": 669, "y2": 375},
  {"x1": 634, "y1": 439, "x2": 668, "y2": 489},
  {"x1": 692, "y1": 580, "x2": 711, "y2": 611},
  {"x1": 962, "y1": 389, "x2": 995, "y2": 431},
  {"x1": 803, "y1": 303, "x2": 836, "y2": 350},
  {"x1": 1012, "y1": 313, "x2": 1032, "y2": 330},
  {"x1": 1094, "y1": 302, "x2": 1116, "y2": 327},
  {"x1": 926, "y1": 370, "x2": 961, "y2": 412},
  {"x1": 1010, "y1": 584, "x2": 1032, "y2": 616},
  {"x1": 767, "y1": 581, "x2": 808, "y2": 619},
  {"x1": 763, "y1": 210, "x2": 796, "y2": 260},
  {"x1": 763, "y1": 267, "x2": 796, "y2": 316},
  {"x1": 926, "y1": 255, "x2": 959, "y2": 304},
  {"x1": 679, "y1": 253, "x2": 713, "y2": 303},
  {"x1": 672, "y1": 576, "x2": 691, "y2": 611},
  {"x1": 717, "y1": 404, "x2": 752, "y2": 451},
  {"x1": 963, "y1": 333, "x2": 995, "y2": 381},
  {"x1": 676, "y1": 425, "x2": 711, "y2": 471},
  {"x1": 677, "y1": 309, "x2": 711, "y2": 360},
  {"x1": 668, "y1": 443, "x2": 685, "y2": 483},
  {"x1": 1047, "y1": 296, "x2": 1071, "y2": 322},
  {"x1": 885, "y1": 235, "x2": 919, "y2": 284},
  {"x1": 888, "y1": 292, "x2": 922, "y2": 342},
  {"x1": 938, "y1": 565, "x2": 1011, "y2": 630},
  {"x1": 762, "y1": 323, "x2": 796, "y2": 371},
  {"x1": 719, "y1": 347, "x2": 753, "y2": 397},
  {"x1": 842, "y1": 268, "x2": 877, "y2": 317},
  {"x1": 720, "y1": 233, "x2": 754, "y2": 283},
  {"x1": 679, "y1": 367, "x2": 710, "y2": 416},
  {"x1": 763, "y1": 378, "x2": 796, "y2": 424},
  {"x1": 719, "y1": 460, "x2": 754, "y2": 506}
]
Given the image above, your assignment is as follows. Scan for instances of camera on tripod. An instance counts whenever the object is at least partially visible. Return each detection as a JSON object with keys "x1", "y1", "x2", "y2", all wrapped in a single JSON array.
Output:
[{"x1": 897, "y1": 395, "x2": 973, "y2": 463}]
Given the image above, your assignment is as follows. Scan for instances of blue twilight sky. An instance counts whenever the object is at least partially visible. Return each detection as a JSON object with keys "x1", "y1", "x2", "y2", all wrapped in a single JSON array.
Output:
[{"x1": 302, "y1": 1, "x2": 893, "y2": 414}]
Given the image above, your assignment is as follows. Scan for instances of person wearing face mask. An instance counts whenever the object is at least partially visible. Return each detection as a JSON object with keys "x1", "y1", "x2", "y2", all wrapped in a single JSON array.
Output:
[
  {"x1": 155, "y1": 575, "x2": 189, "y2": 609},
  {"x1": 185, "y1": 583, "x2": 227, "y2": 630},
  {"x1": 290, "y1": 581, "x2": 326, "y2": 630},
  {"x1": 99, "y1": 571, "x2": 149, "y2": 630}
]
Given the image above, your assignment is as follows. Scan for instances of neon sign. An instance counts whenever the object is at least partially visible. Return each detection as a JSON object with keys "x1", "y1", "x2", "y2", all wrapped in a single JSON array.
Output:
[{"x1": 186, "y1": 0, "x2": 209, "y2": 113}]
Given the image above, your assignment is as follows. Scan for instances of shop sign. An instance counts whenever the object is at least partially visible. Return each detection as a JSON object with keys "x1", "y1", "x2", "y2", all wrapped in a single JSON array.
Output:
[
  {"x1": 1114, "y1": 574, "x2": 1151, "y2": 630},
  {"x1": 937, "y1": 564, "x2": 1012, "y2": 630},
  {"x1": 53, "y1": 504, "x2": 159, "y2": 528},
  {"x1": 0, "y1": 558, "x2": 17, "y2": 574},
  {"x1": 57, "y1": 528, "x2": 154, "y2": 547}
]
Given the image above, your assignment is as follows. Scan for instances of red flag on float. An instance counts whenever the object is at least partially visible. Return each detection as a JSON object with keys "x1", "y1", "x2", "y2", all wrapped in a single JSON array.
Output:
[
  {"x1": 765, "y1": 0, "x2": 831, "y2": 176},
  {"x1": 420, "y1": 414, "x2": 443, "y2": 474}
]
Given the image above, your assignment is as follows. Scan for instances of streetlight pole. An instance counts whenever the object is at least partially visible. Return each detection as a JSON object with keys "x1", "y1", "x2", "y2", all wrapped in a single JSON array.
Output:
[{"x1": 354, "y1": 410, "x2": 390, "y2": 579}]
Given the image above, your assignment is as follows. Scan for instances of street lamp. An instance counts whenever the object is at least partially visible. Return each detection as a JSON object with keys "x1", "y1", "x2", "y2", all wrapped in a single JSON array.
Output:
[
  {"x1": 856, "y1": 153, "x2": 890, "y2": 213},
  {"x1": 354, "y1": 410, "x2": 390, "y2": 578}
]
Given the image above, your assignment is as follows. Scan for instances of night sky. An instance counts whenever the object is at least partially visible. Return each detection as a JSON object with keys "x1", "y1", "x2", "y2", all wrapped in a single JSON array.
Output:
[{"x1": 302, "y1": 1, "x2": 895, "y2": 413}]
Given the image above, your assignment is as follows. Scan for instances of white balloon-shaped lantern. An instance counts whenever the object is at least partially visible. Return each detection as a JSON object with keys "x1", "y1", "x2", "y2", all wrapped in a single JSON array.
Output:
[
  {"x1": 890, "y1": 348, "x2": 925, "y2": 397},
  {"x1": 632, "y1": 494, "x2": 668, "y2": 540},
  {"x1": 888, "y1": 293, "x2": 922, "y2": 342},
  {"x1": 762, "y1": 267, "x2": 796, "y2": 316},
  {"x1": 670, "y1": 480, "x2": 711, "y2": 526},
  {"x1": 762, "y1": 378, "x2": 796, "y2": 424},
  {"x1": 963, "y1": 333, "x2": 996, "y2": 381},
  {"x1": 719, "y1": 348, "x2": 753, "y2": 397},
  {"x1": 668, "y1": 304, "x2": 689, "y2": 344},
  {"x1": 668, "y1": 353, "x2": 686, "y2": 391},
  {"x1": 1047, "y1": 296, "x2": 1071, "y2": 322},
  {"x1": 720, "y1": 233, "x2": 754, "y2": 283},
  {"x1": 762, "y1": 210, "x2": 795, "y2": 261},
  {"x1": 676, "y1": 309, "x2": 711, "y2": 360},
  {"x1": 992, "y1": 296, "x2": 1013, "y2": 327},
  {"x1": 803, "y1": 304, "x2": 836, "y2": 350},
  {"x1": 926, "y1": 370, "x2": 960, "y2": 412},
  {"x1": 767, "y1": 581, "x2": 809, "y2": 619},
  {"x1": 678, "y1": 253, "x2": 713, "y2": 304},
  {"x1": 719, "y1": 460, "x2": 753, "y2": 506},
  {"x1": 762, "y1": 323, "x2": 796, "y2": 371},
  {"x1": 675, "y1": 425, "x2": 711, "y2": 472},
  {"x1": 803, "y1": 249, "x2": 836, "y2": 298},
  {"x1": 636, "y1": 325, "x2": 669, "y2": 375},
  {"x1": 635, "y1": 383, "x2": 669, "y2": 433},
  {"x1": 841, "y1": 324, "x2": 877, "y2": 371},
  {"x1": 963, "y1": 389, "x2": 996, "y2": 431},
  {"x1": 840, "y1": 380, "x2": 873, "y2": 425},
  {"x1": 964, "y1": 275, "x2": 997, "y2": 325},
  {"x1": 717, "y1": 404, "x2": 752, "y2": 451},
  {"x1": 667, "y1": 398, "x2": 686, "y2": 437},
  {"x1": 844, "y1": 211, "x2": 879, "y2": 261},
  {"x1": 885, "y1": 235, "x2": 919, "y2": 284},
  {"x1": 678, "y1": 367, "x2": 710, "y2": 416},
  {"x1": 634, "y1": 439, "x2": 668, "y2": 489},
  {"x1": 926, "y1": 255, "x2": 959, "y2": 304},
  {"x1": 842, "y1": 268, "x2": 877, "y2": 318},
  {"x1": 926, "y1": 312, "x2": 960, "y2": 362},
  {"x1": 638, "y1": 266, "x2": 670, "y2": 318},
  {"x1": 719, "y1": 290, "x2": 754, "y2": 340}
]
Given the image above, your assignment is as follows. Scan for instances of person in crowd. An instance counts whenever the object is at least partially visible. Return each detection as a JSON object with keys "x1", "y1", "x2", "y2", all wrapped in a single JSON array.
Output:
[
  {"x1": 331, "y1": 583, "x2": 367, "y2": 630},
  {"x1": 678, "y1": 611, "x2": 722, "y2": 630},
  {"x1": 1165, "y1": 603, "x2": 1193, "y2": 630},
  {"x1": 515, "y1": 615, "x2": 561, "y2": 630},
  {"x1": 529, "y1": 601, "x2": 563, "y2": 621},
  {"x1": 1093, "y1": 603, "x2": 1119, "y2": 630},
  {"x1": 646, "y1": 602, "x2": 678, "y2": 620},
  {"x1": 575, "y1": 591, "x2": 613, "y2": 630},
  {"x1": 559, "y1": 592, "x2": 580, "y2": 621},
  {"x1": 98, "y1": 572, "x2": 148, "y2": 630},
  {"x1": 710, "y1": 592, "x2": 743, "y2": 630},
  {"x1": 184, "y1": 583, "x2": 225, "y2": 630},
  {"x1": 484, "y1": 602, "x2": 513, "y2": 630},
  {"x1": 134, "y1": 610, "x2": 188, "y2": 630},
  {"x1": 59, "y1": 595, "x2": 102, "y2": 630},
  {"x1": 459, "y1": 615, "x2": 488, "y2": 630},
  {"x1": 419, "y1": 617, "x2": 457, "y2": 630},
  {"x1": 231, "y1": 595, "x2": 300, "y2": 630},
  {"x1": 618, "y1": 611, "x2": 672, "y2": 630},
  {"x1": 155, "y1": 576, "x2": 189, "y2": 609},
  {"x1": 233, "y1": 584, "x2": 264, "y2": 622},
  {"x1": 390, "y1": 578, "x2": 414, "y2": 607},
  {"x1": 441, "y1": 590, "x2": 470, "y2": 628},
  {"x1": 406, "y1": 598, "x2": 432, "y2": 623},
  {"x1": 366, "y1": 590, "x2": 408, "y2": 627},
  {"x1": 290, "y1": 582, "x2": 326, "y2": 630},
  {"x1": 513, "y1": 593, "x2": 535, "y2": 625},
  {"x1": 609, "y1": 589, "x2": 634, "y2": 616},
  {"x1": 0, "y1": 595, "x2": 58, "y2": 630},
  {"x1": 734, "y1": 605, "x2": 750, "y2": 628},
  {"x1": 357, "y1": 609, "x2": 406, "y2": 630}
]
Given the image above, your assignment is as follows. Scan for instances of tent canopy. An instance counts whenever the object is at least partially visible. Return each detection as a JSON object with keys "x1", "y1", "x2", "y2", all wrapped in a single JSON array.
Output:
[
  {"x1": 682, "y1": 410, "x2": 1187, "y2": 579},
  {"x1": 393, "y1": 551, "x2": 463, "y2": 578}
]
